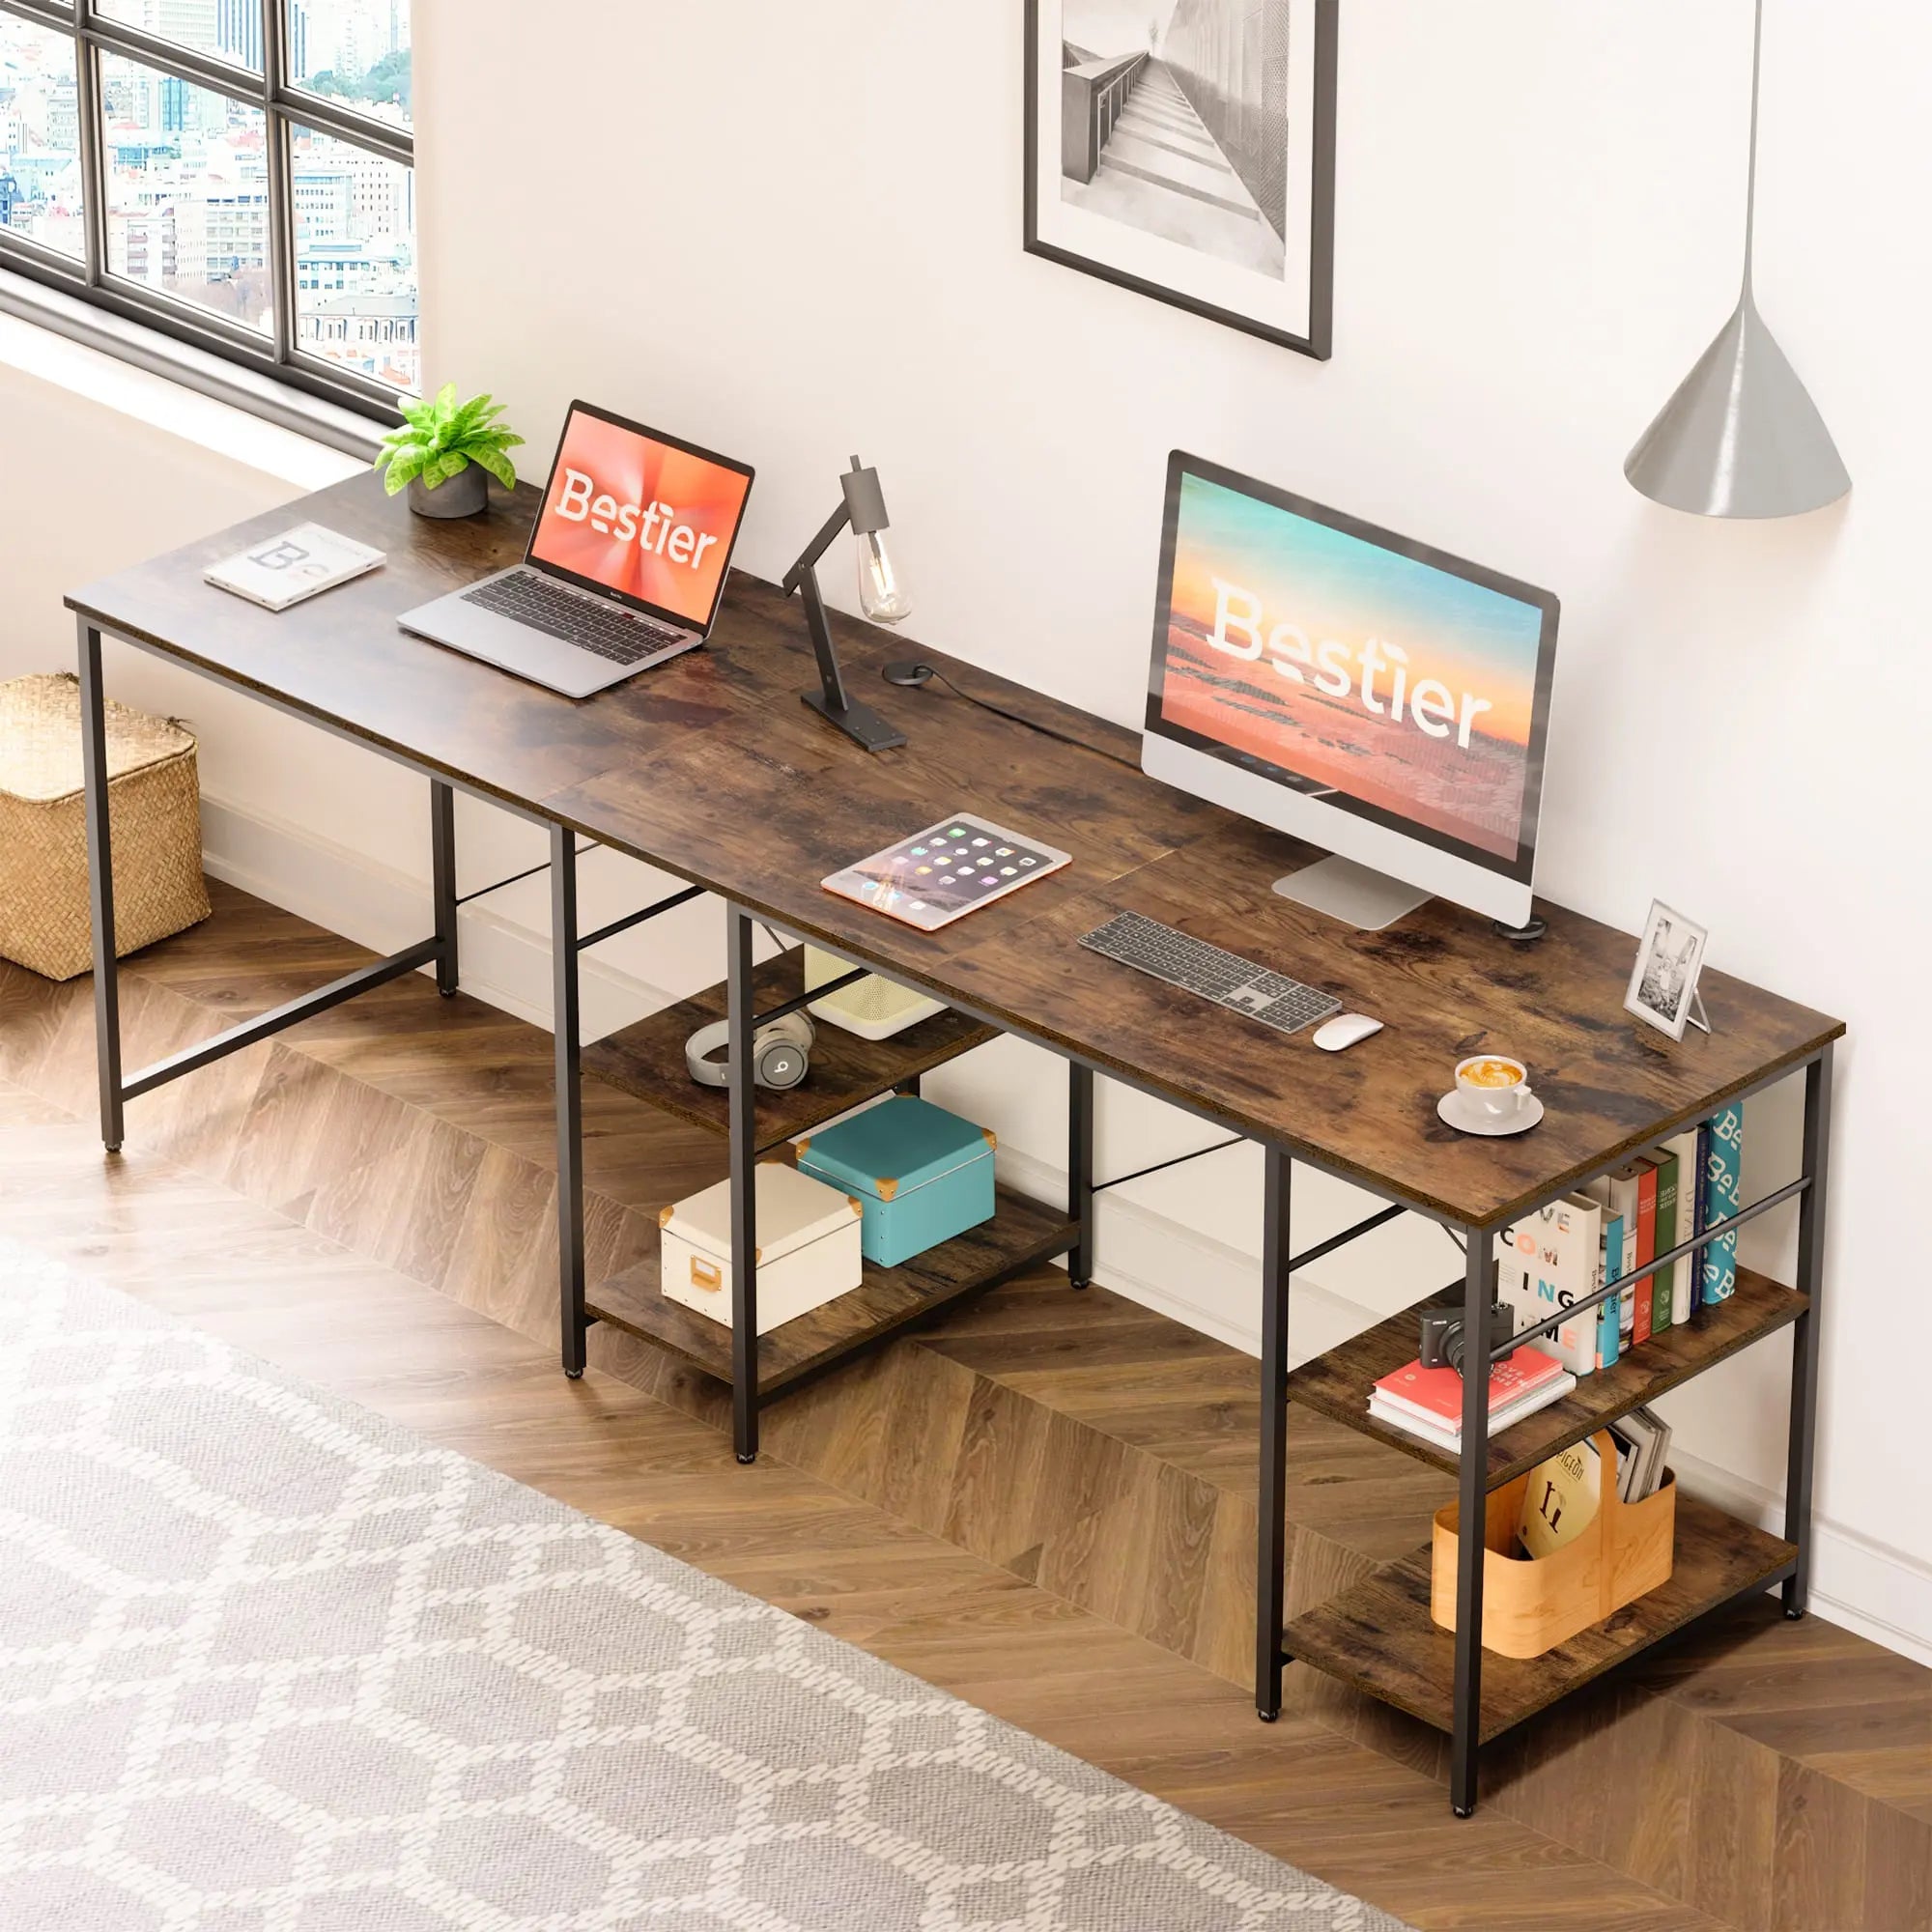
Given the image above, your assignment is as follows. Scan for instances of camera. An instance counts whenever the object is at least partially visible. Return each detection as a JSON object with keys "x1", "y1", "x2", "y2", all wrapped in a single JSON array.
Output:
[{"x1": 1418, "y1": 1298, "x2": 1517, "y2": 1376}]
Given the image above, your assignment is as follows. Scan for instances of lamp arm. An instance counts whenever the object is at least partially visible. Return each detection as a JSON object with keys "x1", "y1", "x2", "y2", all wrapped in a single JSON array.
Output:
[
  {"x1": 781, "y1": 501, "x2": 853, "y2": 595},
  {"x1": 795, "y1": 564, "x2": 850, "y2": 713}
]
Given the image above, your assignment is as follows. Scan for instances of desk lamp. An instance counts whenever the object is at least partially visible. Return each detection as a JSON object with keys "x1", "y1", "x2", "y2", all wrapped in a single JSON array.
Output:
[{"x1": 781, "y1": 457, "x2": 910, "y2": 752}]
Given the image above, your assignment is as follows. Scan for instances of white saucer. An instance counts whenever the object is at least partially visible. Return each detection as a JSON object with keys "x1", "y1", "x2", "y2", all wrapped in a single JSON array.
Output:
[{"x1": 1437, "y1": 1090, "x2": 1544, "y2": 1137}]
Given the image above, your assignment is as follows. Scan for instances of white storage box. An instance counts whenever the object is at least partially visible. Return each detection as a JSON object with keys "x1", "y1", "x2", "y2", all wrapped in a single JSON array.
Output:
[
  {"x1": 659, "y1": 1162, "x2": 864, "y2": 1334},
  {"x1": 804, "y1": 944, "x2": 945, "y2": 1039}
]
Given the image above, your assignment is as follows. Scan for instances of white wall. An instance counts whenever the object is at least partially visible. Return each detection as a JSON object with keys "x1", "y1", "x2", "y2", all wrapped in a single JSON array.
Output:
[{"x1": 1, "y1": 1, "x2": 1923, "y2": 1655}]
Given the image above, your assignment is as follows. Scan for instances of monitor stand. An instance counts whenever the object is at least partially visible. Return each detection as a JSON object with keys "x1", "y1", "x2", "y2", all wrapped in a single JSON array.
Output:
[{"x1": 1272, "y1": 855, "x2": 1432, "y2": 932}]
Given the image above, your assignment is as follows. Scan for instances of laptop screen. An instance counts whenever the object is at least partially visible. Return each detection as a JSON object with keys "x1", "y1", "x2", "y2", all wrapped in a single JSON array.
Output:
[{"x1": 526, "y1": 402, "x2": 754, "y2": 633}]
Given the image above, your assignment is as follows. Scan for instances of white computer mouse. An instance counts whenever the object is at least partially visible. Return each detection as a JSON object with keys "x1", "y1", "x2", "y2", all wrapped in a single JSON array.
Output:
[{"x1": 1313, "y1": 1012, "x2": 1384, "y2": 1052}]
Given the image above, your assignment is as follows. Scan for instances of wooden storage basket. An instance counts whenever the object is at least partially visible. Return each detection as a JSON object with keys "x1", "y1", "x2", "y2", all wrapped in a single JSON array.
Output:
[
  {"x1": 1430, "y1": 1429, "x2": 1676, "y2": 1658},
  {"x1": 0, "y1": 673, "x2": 211, "y2": 982}
]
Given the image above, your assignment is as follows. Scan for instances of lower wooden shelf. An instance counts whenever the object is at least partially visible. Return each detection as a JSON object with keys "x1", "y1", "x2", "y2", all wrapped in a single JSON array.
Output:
[
  {"x1": 1282, "y1": 1492, "x2": 1795, "y2": 1745},
  {"x1": 586, "y1": 1185, "x2": 1078, "y2": 1396}
]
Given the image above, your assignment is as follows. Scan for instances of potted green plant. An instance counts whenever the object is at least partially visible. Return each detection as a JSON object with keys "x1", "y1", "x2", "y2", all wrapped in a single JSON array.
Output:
[{"x1": 375, "y1": 384, "x2": 525, "y2": 519}]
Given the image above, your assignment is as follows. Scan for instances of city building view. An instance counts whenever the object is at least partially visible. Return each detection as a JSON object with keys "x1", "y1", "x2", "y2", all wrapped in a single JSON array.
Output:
[{"x1": 0, "y1": 1, "x2": 415, "y2": 391}]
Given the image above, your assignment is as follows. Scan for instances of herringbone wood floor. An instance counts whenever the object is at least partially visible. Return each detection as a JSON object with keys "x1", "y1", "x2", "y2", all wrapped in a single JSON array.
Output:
[{"x1": 2, "y1": 882, "x2": 1925, "y2": 1932}]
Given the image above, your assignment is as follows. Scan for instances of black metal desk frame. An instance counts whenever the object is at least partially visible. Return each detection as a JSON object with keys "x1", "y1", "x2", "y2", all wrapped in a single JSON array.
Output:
[
  {"x1": 704, "y1": 897, "x2": 1834, "y2": 1819},
  {"x1": 76, "y1": 615, "x2": 1832, "y2": 1821}
]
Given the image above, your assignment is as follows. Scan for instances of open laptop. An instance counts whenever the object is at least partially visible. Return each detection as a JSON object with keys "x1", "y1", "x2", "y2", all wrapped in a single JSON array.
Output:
[{"x1": 397, "y1": 400, "x2": 754, "y2": 697}]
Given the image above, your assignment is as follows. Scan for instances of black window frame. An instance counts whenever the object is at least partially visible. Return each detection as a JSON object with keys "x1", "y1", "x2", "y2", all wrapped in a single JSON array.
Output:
[{"x1": 0, "y1": 0, "x2": 411, "y2": 423}]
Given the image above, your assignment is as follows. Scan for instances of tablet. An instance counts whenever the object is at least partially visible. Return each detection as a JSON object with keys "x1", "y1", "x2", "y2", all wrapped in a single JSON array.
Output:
[{"x1": 822, "y1": 813, "x2": 1071, "y2": 932}]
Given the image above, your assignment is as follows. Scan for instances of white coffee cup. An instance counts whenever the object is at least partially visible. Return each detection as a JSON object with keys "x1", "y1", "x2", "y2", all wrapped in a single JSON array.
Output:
[{"x1": 1455, "y1": 1054, "x2": 1534, "y2": 1123}]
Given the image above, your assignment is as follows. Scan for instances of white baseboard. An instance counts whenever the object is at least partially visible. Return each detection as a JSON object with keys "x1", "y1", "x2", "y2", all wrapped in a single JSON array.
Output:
[
  {"x1": 1659, "y1": 1446, "x2": 1932, "y2": 1667},
  {"x1": 199, "y1": 795, "x2": 1932, "y2": 1667}
]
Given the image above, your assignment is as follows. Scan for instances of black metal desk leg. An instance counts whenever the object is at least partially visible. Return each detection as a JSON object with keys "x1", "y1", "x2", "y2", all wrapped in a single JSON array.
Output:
[
  {"x1": 553, "y1": 827, "x2": 587, "y2": 1378},
  {"x1": 1784, "y1": 1043, "x2": 1833, "y2": 1617},
  {"x1": 1256, "y1": 1147, "x2": 1291, "y2": 1719},
  {"x1": 1067, "y1": 1063, "x2": 1094, "y2": 1287},
  {"x1": 430, "y1": 781, "x2": 458, "y2": 997},
  {"x1": 1450, "y1": 1225, "x2": 1492, "y2": 1816},
  {"x1": 77, "y1": 620, "x2": 125, "y2": 1153},
  {"x1": 727, "y1": 906, "x2": 760, "y2": 1463}
]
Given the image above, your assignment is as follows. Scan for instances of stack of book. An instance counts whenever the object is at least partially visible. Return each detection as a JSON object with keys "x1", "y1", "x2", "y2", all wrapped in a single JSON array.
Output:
[
  {"x1": 1493, "y1": 1104, "x2": 1745, "y2": 1381},
  {"x1": 1368, "y1": 1349, "x2": 1577, "y2": 1456},
  {"x1": 1608, "y1": 1405, "x2": 1673, "y2": 1502}
]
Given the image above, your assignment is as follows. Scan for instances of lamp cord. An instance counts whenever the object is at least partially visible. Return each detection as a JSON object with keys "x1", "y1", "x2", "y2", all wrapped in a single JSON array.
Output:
[{"x1": 895, "y1": 665, "x2": 1141, "y2": 772}]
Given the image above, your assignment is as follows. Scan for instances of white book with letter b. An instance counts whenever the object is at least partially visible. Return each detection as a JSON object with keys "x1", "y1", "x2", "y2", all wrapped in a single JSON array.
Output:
[{"x1": 205, "y1": 524, "x2": 384, "y2": 611}]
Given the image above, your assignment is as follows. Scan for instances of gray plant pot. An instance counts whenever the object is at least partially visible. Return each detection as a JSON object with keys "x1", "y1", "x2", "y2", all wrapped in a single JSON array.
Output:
[{"x1": 408, "y1": 464, "x2": 489, "y2": 519}]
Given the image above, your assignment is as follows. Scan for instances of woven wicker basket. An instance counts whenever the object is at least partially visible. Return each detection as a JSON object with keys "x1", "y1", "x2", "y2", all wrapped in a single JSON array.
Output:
[{"x1": 0, "y1": 672, "x2": 212, "y2": 982}]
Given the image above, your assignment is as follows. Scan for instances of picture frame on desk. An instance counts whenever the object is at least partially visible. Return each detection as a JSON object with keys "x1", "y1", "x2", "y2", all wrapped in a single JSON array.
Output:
[
  {"x1": 1022, "y1": 0, "x2": 1337, "y2": 360},
  {"x1": 1625, "y1": 898, "x2": 1711, "y2": 1041}
]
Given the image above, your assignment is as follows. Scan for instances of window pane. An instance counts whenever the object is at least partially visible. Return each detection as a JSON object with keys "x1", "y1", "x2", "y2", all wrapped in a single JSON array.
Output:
[
  {"x1": 96, "y1": 0, "x2": 264, "y2": 72},
  {"x1": 291, "y1": 123, "x2": 415, "y2": 390},
  {"x1": 100, "y1": 53, "x2": 272, "y2": 333},
  {"x1": 289, "y1": 1, "x2": 412, "y2": 133},
  {"x1": 0, "y1": 16, "x2": 85, "y2": 258}
]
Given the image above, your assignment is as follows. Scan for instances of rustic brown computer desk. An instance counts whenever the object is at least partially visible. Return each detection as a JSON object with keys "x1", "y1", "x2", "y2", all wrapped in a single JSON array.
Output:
[{"x1": 68, "y1": 472, "x2": 1842, "y2": 1815}]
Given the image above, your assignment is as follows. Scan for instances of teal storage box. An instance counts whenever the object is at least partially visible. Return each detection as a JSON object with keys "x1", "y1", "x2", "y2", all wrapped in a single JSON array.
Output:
[{"x1": 795, "y1": 1095, "x2": 996, "y2": 1267}]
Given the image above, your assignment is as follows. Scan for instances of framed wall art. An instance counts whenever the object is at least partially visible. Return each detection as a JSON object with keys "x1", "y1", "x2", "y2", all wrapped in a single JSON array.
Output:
[{"x1": 1024, "y1": 0, "x2": 1337, "y2": 358}]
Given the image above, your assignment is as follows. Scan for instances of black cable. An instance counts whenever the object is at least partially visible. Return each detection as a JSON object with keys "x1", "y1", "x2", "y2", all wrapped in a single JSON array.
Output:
[
  {"x1": 882, "y1": 663, "x2": 1141, "y2": 771},
  {"x1": 1093, "y1": 1135, "x2": 1244, "y2": 1194}
]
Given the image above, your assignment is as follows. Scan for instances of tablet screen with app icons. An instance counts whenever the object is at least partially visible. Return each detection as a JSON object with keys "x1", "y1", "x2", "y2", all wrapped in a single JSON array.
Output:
[{"x1": 822, "y1": 813, "x2": 1072, "y2": 932}]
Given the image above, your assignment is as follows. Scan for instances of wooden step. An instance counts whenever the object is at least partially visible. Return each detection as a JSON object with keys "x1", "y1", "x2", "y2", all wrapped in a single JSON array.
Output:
[
  {"x1": 1282, "y1": 1494, "x2": 1796, "y2": 1745},
  {"x1": 1287, "y1": 1265, "x2": 1807, "y2": 1488},
  {"x1": 587, "y1": 1186, "x2": 1079, "y2": 1396},
  {"x1": 582, "y1": 950, "x2": 996, "y2": 1152}
]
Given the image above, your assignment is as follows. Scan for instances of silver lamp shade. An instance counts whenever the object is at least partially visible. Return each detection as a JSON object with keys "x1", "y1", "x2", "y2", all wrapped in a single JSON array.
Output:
[
  {"x1": 1624, "y1": 291, "x2": 1850, "y2": 518},
  {"x1": 1625, "y1": 0, "x2": 1849, "y2": 519}
]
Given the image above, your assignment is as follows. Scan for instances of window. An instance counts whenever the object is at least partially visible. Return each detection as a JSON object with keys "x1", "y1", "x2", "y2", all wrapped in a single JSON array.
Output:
[{"x1": 0, "y1": 0, "x2": 413, "y2": 415}]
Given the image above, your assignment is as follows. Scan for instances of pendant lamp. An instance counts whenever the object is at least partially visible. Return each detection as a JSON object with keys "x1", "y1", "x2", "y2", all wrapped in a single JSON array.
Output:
[{"x1": 1624, "y1": 0, "x2": 1850, "y2": 518}]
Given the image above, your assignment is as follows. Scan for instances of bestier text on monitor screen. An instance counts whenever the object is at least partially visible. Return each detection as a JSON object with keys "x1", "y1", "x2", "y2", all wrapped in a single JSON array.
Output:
[{"x1": 1151, "y1": 469, "x2": 1553, "y2": 874}]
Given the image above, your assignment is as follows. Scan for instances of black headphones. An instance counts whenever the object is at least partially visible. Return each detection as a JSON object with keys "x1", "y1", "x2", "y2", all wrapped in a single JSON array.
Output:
[{"x1": 684, "y1": 1011, "x2": 814, "y2": 1091}]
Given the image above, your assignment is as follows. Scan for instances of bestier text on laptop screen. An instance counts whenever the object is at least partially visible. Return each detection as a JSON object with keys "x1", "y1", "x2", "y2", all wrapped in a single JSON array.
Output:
[{"x1": 527, "y1": 409, "x2": 753, "y2": 628}]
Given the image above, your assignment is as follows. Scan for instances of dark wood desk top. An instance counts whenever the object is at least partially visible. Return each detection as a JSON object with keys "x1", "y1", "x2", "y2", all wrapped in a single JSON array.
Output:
[{"x1": 71, "y1": 473, "x2": 1842, "y2": 1227}]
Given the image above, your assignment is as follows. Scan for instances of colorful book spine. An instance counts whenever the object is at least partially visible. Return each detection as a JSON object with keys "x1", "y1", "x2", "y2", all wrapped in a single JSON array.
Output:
[
  {"x1": 1581, "y1": 1173, "x2": 1637, "y2": 1346},
  {"x1": 1700, "y1": 1104, "x2": 1743, "y2": 1303},
  {"x1": 1598, "y1": 1212, "x2": 1624, "y2": 1369},
  {"x1": 1649, "y1": 1150, "x2": 1680, "y2": 1330},
  {"x1": 1660, "y1": 1127, "x2": 1701, "y2": 1322},
  {"x1": 1494, "y1": 1196, "x2": 1601, "y2": 1377},
  {"x1": 1632, "y1": 1157, "x2": 1659, "y2": 1344}
]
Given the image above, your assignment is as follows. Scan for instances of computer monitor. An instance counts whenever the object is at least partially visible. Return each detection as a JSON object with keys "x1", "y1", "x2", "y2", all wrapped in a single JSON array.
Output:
[{"x1": 1143, "y1": 452, "x2": 1560, "y2": 930}]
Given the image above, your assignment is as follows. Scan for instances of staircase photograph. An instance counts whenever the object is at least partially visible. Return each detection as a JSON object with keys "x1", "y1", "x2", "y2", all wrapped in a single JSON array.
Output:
[
  {"x1": 1026, "y1": 0, "x2": 1335, "y2": 357},
  {"x1": 1059, "y1": 0, "x2": 1291, "y2": 277}
]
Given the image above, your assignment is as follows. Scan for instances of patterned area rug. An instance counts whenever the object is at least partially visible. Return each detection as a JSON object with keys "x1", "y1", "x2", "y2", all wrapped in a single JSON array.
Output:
[{"x1": 0, "y1": 1245, "x2": 1410, "y2": 1932}]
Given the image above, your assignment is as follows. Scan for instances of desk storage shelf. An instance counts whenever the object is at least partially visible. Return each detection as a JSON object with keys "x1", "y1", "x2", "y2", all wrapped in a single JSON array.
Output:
[
  {"x1": 585, "y1": 952, "x2": 998, "y2": 1153},
  {"x1": 1288, "y1": 1264, "x2": 1808, "y2": 1489},
  {"x1": 1284, "y1": 1492, "x2": 1795, "y2": 1745},
  {"x1": 587, "y1": 1184, "x2": 1077, "y2": 1396},
  {"x1": 583, "y1": 948, "x2": 1065, "y2": 1397}
]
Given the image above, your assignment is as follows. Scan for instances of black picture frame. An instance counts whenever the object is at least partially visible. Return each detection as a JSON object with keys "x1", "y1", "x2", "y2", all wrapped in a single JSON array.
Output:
[{"x1": 1023, "y1": 0, "x2": 1337, "y2": 360}]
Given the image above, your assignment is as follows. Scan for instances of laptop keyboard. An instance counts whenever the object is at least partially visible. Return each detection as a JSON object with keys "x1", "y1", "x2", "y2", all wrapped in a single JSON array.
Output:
[{"x1": 463, "y1": 570, "x2": 684, "y2": 665}]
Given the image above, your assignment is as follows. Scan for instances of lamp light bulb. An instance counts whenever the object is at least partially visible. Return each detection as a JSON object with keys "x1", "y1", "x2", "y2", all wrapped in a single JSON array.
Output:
[{"x1": 856, "y1": 528, "x2": 911, "y2": 625}]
